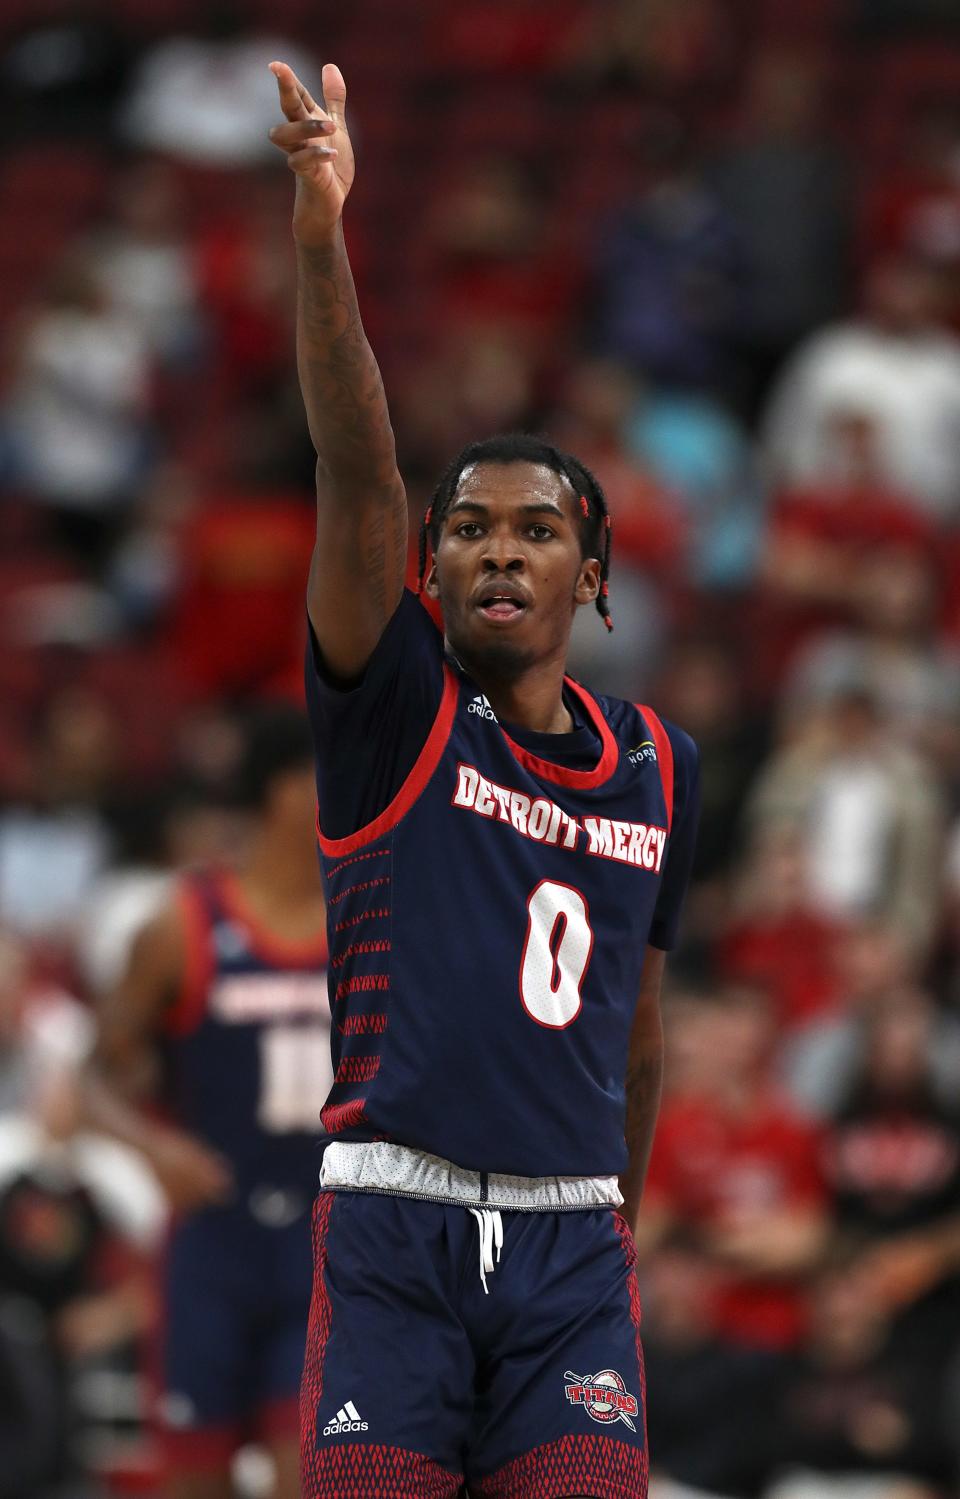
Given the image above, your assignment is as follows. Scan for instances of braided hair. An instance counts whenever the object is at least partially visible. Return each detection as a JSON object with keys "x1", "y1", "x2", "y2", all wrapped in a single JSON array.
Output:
[{"x1": 416, "y1": 433, "x2": 614, "y2": 631}]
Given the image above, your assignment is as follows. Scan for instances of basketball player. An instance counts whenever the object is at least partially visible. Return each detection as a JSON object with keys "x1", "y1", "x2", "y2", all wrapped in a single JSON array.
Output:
[
  {"x1": 84, "y1": 706, "x2": 331, "y2": 1499},
  {"x1": 269, "y1": 60, "x2": 700, "y2": 1499}
]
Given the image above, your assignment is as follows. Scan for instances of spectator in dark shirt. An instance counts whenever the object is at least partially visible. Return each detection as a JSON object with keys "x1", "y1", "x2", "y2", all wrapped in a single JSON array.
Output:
[
  {"x1": 654, "y1": 637, "x2": 769, "y2": 892},
  {"x1": 590, "y1": 113, "x2": 746, "y2": 392},
  {"x1": 822, "y1": 987, "x2": 960, "y2": 1360},
  {"x1": 767, "y1": 1252, "x2": 951, "y2": 1499},
  {"x1": 643, "y1": 1237, "x2": 785, "y2": 1498},
  {"x1": 710, "y1": 50, "x2": 851, "y2": 418}
]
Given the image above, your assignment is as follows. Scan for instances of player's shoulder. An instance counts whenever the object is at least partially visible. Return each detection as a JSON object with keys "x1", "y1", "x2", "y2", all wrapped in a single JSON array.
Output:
[
  {"x1": 594, "y1": 692, "x2": 699, "y2": 827},
  {"x1": 596, "y1": 692, "x2": 699, "y2": 773},
  {"x1": 307, "y1": 586, "x2": 443, "y2": 699},
  {"x1": 346, "y1": 586, "x2": 444, "y2": 668},
  {"x1": 393, "y1": 586, "x2": 445, "y2": 643}
]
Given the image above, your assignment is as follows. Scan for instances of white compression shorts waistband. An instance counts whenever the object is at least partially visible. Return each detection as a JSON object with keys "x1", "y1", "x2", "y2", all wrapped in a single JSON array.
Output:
[{"x1": 319, "y1": 1140, "x2": 623, "y2": 1212}]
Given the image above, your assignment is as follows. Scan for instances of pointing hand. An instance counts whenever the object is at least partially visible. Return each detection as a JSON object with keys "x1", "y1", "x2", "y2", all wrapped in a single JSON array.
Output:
[{"x1": 268, "y1": 61, "x2": 355, "y2": 242}]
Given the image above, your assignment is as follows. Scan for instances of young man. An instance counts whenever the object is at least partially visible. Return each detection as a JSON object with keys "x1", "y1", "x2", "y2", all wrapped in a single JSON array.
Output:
[
  {"x1": 85, "y1": 706, "x2": 331, "y2": 1499},
  {"x1": 269, "y1": 61, "x2": 700, "y2": 1499}
]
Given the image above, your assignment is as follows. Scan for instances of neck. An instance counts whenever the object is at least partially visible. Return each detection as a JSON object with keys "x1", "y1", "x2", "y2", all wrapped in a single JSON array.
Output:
[
  {"x1": 241, "y1": 825, "x2": 320, "y2": 900},
  {"x1": 453, "y1": 645, "x2": 573, "y2": 733}
]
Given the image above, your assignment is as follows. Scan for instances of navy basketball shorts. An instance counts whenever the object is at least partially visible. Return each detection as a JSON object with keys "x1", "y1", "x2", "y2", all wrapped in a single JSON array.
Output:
[
  {"x1": 299, "y1": 1186, "x2": 648, "y2": 1498},
  {"x1": 158, "y1": 1195, "x2": 314, "y2": 1470}
]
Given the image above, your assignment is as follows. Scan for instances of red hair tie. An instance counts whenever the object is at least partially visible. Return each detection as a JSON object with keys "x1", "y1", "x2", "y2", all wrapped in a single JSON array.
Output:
[{"x1": 579, "y1": 495, "x2": 590, "y2": 518}]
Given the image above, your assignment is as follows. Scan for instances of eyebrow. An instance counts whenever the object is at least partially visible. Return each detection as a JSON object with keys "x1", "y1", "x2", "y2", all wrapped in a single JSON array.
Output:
[{"x1": 446, "y1": 499, "x2": 568, "y2": 520}]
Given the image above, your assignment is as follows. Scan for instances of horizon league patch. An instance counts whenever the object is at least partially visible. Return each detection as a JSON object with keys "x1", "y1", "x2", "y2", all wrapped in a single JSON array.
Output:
[
  {"x1": 564, "y1": 1368, "x2": 638, "y2": 1431},
  {"x1": 627, "y1": 739, "x2": 657, "y2": 768}
]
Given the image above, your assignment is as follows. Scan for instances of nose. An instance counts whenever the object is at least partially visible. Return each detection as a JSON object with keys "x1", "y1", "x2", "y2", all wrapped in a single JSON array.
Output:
[{"x1": 481, "y1": 531, "x2": 525, "y2": 573}]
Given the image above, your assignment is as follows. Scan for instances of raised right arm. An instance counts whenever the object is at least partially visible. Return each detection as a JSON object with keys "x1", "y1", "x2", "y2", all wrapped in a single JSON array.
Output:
[{"x1": 270, "y1": 61, "x2": 408, "y2": 681}]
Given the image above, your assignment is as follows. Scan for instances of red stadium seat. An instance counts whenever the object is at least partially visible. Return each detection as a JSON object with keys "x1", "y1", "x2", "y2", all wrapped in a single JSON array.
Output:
[
  {"x1": 0, "y1": 144, "x2": 109, "y2": 211},
  {"x1": 425, "y1": 0, "x2": 585, "y2": 74}
]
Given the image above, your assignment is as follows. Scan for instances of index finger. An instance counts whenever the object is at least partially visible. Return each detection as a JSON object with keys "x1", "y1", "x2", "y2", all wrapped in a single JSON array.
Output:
[{"x1": 268, "y1": 60, "x2": 320, "y2": 121}]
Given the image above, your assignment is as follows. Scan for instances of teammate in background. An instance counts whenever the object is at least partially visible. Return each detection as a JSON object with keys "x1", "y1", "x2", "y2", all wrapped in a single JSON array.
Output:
[
  {"x1": 84, "y1": 705, "x2": 331, "y2": 1499},
  {"x1": 270, "y1": 60, "x2": 700, "y2": 1499}
]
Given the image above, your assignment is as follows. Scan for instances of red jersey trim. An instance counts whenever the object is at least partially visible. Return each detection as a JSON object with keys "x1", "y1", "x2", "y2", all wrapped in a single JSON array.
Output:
[
  {"x1": 216, "y1": 868, "x2": 328, "y2": 968},
  {"x1": 300, "y1": 1191, "x2": 335, "y2": 1481},
  {"x1": 164, "y1": 879, "x2": 214, "y2": 1038},
  {"x1": 317, "y1": 662, "x2": 459, "y2": 856},
  {"x1": 470, "y1": 1432, "x2": 647, "y2": 1498},
  {"x1": 636, "y1": 705, "x2": 673, "y2": 835},
  {"x1": 502, "y1": 678, "x2": 620, "y2": 789}
]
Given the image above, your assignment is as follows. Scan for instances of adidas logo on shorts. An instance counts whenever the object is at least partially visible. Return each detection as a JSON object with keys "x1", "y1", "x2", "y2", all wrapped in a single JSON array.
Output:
[{"x1": 323, "y1": 1400, "x2": 369, "y2": 1435}]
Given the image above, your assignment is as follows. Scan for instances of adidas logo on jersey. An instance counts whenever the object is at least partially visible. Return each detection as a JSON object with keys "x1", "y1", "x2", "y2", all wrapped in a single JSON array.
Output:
[
  {"x1": 323, "y1": 1400, "x2": 369, "y2": 1435},
  {"x1": 468, "y1": 693, "x2": 498, "y2": 721}
]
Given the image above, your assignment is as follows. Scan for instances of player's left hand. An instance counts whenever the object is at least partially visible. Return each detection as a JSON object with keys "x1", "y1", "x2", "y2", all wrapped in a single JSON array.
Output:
[{"x1": 149, "y1": 1126, "x2": 234, "y2": 1212}]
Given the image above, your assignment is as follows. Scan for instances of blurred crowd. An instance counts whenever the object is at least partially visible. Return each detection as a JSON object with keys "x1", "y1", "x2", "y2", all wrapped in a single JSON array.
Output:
[{"x1": 2, "y1": 0, "x2": 960, "y2": 1494}]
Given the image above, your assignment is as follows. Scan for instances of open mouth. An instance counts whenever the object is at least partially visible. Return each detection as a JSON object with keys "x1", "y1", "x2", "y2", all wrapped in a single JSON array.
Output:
[{"x1": 477, "y1": 596, "x2": 527, "y2": 622}]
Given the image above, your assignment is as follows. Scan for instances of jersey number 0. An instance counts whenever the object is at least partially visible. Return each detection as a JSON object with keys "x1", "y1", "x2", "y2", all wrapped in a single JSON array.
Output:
[{"x1": 519, "y1": 880, "x2": 594, "y2": 1029}]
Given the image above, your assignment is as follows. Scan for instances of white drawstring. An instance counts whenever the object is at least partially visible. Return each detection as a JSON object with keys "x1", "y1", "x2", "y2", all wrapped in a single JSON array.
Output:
[{"x1": 468, "y1": 1207, "x2": 503, "y2": 1293}]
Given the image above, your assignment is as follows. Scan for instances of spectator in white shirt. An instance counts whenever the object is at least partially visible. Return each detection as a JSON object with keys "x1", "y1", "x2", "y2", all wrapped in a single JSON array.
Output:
[
  {"x1": 762, "y1": 254, "x2": 960, "y2": 519},
  {"x1": 745, "y1": 684, "x2": 944, "y2": 958},
  {"x1": 119, "y1": 4, "x2": 319, "y2": 169},
  {"x1": 4, "y1": 252, "x2": 152, "y2": 564}
]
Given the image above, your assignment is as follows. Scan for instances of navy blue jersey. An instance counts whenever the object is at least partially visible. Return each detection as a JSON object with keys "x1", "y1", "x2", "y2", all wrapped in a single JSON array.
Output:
[
  {"x1": 305, "y1": 592, "x2": 699, "y2": 1178},
  {"x1": 163, "y1": 869, "x2": 332, "y2": 1195}
]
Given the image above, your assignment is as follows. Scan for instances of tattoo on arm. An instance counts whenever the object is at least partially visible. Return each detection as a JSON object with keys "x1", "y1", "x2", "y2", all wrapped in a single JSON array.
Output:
[
  {"x1": 297, "y1": 231, "x2": 400, "y2": 487},
  {"x1": 353, "y1": 499, "x2": 407, "y2": 625},
  {"x1": 297, "y1": 227, "x2": 407, "y2": 649}
]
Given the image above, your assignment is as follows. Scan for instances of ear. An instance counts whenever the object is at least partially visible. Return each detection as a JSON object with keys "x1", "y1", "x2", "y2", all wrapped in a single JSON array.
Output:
[
  {"x1": 424, "y1": 559, "x2": 440, "y2": 600},
  {"x1": 574, "y1": 557, "x2": 601, "y2": 608}
]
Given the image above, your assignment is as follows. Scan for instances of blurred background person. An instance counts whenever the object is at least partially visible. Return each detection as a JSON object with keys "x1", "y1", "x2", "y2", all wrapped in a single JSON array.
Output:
[
  {"x1": 589, "y1": 111, "x2": 747, "y2": 395},
  {"x1": 716, "y1": 822, "x2": 849, "y2": 1037},
  {"x1": 821, "y1": 988, "x2": 960, "y2": 1364},
  {"x1": 118, "y1": 3, "x2": 319, "y2": 170},
  {"x1": 1, "y1": 253, "x2": 153, "y2": 573},
  {"x1": 744, "y1": 684, "x2": 944, "y2": 960},
  {"x1": 638, "y1": 985, "x2": 829, "y2": 1354},
  {"x1": 643, "y1": 1235, "x2": 785, "y2": 1499},
  {"x1": 765, "y1": 1252, "x2": 953, "y2": 1499},
  {"x1": 762, "y1": 252, "x2": 960, "y2": 521},
  {"x1": 709, "y1": 49, "x2": 852, "y2": 420},
  {"x1": 84, "y1": 706, "x2": 331, "y2": 1499},
  {"x1": 0, "y1": 925, "x2": 164, "y2": 1499},
  {"x1": 80, "y1": 159, "x2": 202, "y2": 370}
]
